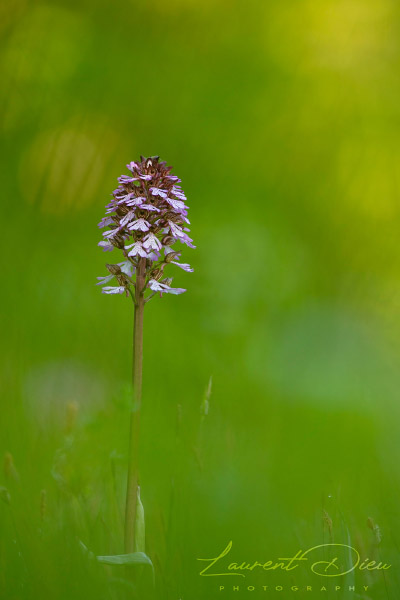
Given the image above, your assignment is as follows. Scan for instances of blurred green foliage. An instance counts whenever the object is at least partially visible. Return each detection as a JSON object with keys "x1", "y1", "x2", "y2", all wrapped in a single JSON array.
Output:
[{"x1": 1, "y1": 0, "x2": 400, "y2": 598}]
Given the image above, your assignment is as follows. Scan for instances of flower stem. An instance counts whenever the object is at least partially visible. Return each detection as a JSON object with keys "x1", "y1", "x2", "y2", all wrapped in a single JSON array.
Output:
[{"x1": 124, "y1": 257, "x2": 146, "y2": 553}]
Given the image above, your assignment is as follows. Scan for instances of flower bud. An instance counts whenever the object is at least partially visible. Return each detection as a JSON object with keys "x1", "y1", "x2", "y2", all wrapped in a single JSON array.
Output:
[
  {"x1": 164, "y1": 251, "x2": 179, "y2": 263},
  {"x1": 149, "y1": 267, "x2": 164, "y2": 281},
  {"x1": 111, "y1": 234, "x2": 125, "y2": 249},
  {"x1": 168, "y1": 213, "x2": 182, "y2": 224},
  {"x1": 116, "y1": 205, "x2": 129, "y2": 216},
  {"x1": 106, "y1": 264, "x2": 121, "y2": 275},
  {"x1": 162, "y1": 235, "x2": 174, "y2": 246},
  {"x1": 116, "y1": 273, "x2": 130, "y2": 287}
]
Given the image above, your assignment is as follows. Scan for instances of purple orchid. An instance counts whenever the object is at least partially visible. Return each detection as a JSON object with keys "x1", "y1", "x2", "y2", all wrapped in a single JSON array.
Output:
[
  {"x1": 128, "y1": 218, "x2": 150, "y2": 232},
  {"x1": 98, "y1": 240, "x2": 114, "y2": 252},
  {"x1": 126, "y1": 241, "x2": 148, "y2": 258},
  {"x1": 97, "y1": 156, "x2": 194, "y2": 300},
  {"x1": 97, "y1": 156, "x2": 195, "y2": 554},
  {"x1": 171, "y1": 261, "x2": 193, "y2": 272},
  {"x1": 98, "y1": 216, "x2": 113, "y2": 228},
  {"x1": 102, "y1": 286, "x2": 126, "y2": 295},
  {"x1": 147, "y1": 279, "x2": 186, "y2": 296}
]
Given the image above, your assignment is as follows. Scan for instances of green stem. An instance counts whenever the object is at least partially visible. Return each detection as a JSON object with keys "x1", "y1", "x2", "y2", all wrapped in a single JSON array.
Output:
[{"x1": 124, "y1": 257, "x2": 146, "y2": 553}]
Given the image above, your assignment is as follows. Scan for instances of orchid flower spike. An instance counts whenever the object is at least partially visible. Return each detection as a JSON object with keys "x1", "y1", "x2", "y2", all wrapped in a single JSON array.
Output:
[{"x1": 97, "y1": 156, "x2": 194, "y2": 299}]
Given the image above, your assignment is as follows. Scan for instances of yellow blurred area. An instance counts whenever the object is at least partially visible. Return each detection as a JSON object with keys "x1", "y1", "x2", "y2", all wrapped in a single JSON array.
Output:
[
  {"x1": 0, "y1": 0, "x2": 27, "y2": 36},
  {"x1": 265, "y1": 0, "x2": 397, "y2": 76},
  {"x1": 20, "y1": 116, "x2": 124, "y2": 214},
  {"x1": 0, "y1": 4, "x2": 93, "y2": 134},
  {"x1": 2, "y1": 4, "x2": 92, "y2": 84},
  {"x1": 337, "y1": 135, "x2": 400, "y2": 220},
  {"x1": 147, "y1": 0, "x2": 230, "y2": 11}
]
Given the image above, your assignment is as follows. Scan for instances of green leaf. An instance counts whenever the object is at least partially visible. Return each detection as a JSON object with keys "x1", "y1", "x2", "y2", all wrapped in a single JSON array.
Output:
[
  {"x1": 78, "y1": 540, "x2": 95, "y2": 560},
  {"x1": 0, "y1": 486, "x2": 11, "y2": 505},
  {"x1": 96, "y1": 552, "x2": 153, "y2": 568},
  {"x1": 134, "y1": 486, "x2": 145, "y2": 553}
]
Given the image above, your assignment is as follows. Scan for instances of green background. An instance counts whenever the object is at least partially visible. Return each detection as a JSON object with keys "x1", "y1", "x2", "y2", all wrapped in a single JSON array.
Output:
[{"x1": 1, "y1": 0, "x2": 400, "y2": 598}]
